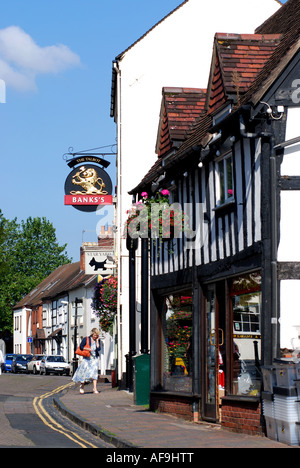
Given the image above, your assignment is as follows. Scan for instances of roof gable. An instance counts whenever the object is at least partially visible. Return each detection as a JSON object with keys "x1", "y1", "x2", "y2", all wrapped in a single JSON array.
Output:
[
  {"x1": 242, "y1": 26, "x2": 300, "y2": 107},
  {"x1": 206, "y1": 33, "x2": 282, "y2": 113},
  {"x1": 156, "y1": 87, "x2": 206, "y2": 157}
]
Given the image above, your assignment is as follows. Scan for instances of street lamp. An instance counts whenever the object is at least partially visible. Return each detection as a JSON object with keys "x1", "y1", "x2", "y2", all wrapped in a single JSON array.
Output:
[{"x1": 73, "y1": 298, "x2": 83, "y2": 374}]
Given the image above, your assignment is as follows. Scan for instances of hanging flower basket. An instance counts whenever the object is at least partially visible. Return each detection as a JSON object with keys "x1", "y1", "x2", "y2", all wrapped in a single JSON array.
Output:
[
  {"x1": 125, "y1": 189, "x2": 188, "y2": 250},
  {"x1": 91, "y1": 276, "x2": 117, "y2": 334}
]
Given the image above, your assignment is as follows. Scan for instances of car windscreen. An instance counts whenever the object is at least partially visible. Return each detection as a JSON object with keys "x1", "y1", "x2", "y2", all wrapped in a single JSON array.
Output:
[
  {"x1": 48, "y1": 356, "x2": 65, "y2": 362},
  {"x1": 16, "y1": 355, "x2": 32, "y2": 362},
  {"x1": 5, "y1": 355, "x2": 14, "y2": 360}
]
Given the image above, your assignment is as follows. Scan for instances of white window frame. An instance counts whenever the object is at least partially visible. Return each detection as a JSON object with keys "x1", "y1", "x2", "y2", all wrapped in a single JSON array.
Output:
[
  {"x1": 213, "y1": 104, "x2": 232, "y2": 126},
  {"x1": 215, "y1": 151, "x2": 234, "y2": 207}
]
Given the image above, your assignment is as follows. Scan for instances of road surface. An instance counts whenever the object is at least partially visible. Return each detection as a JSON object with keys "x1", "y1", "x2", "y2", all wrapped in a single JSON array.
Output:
[{"x1": 0, "y1": 373, "x2": 112, "y2": 448}]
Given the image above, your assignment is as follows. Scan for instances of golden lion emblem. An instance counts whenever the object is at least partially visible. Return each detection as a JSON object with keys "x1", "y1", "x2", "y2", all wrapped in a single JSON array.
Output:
[{"x1": 70, "y1": 166, "x2": 108, "y2": 195}]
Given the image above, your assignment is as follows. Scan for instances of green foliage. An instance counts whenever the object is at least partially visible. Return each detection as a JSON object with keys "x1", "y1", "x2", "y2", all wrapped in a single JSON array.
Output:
[
  {"x1": 0, "y1": 210, "x2": 72, "y2": 336},
  {"x1": 126, "y1": 189, "x2": 186, "y2": 240},
  {"x1": 91, "y1": 276, "x2": 117, "y2": 334}
]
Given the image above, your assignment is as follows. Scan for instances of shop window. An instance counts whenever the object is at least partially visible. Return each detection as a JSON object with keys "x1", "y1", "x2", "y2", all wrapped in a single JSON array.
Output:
[
  {"x1": 230, "y1": 272, "x2": 261, "y2": 396},
  {"x1": 215, "y1": 153, "x2": 234, "y2": 206},
  {"x1": 162, "y1": 291, "x2": 193, "y2": 393}
]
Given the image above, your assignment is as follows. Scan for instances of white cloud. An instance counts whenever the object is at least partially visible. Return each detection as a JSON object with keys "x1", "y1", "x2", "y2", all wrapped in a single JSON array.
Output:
[{"x1": 0, "y1": 26, "x2": 81, "y2": 92}]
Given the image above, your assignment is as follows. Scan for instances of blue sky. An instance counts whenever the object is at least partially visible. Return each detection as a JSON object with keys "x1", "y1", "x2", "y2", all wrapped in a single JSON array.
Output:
[
  {"x1": 0, "y1": 0, "x2": 184, "y2": 261},
  {"x1": 0, "y1": 0, "x2": 285, "y2": 262}
]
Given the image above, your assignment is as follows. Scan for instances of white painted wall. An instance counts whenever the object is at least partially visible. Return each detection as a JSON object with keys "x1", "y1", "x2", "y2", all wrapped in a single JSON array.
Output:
[
  {"x1": 280, "y1": 280, "x2": 300, "y2": 350},
  {"x1": 278, "y1": 107, "x2": 300, "y2": 349},
  {"x1": 278, "y1": 107, "x2": 300, "y2": 262},
  {"x1": 13, "y1": 308, "x2": 27, "y2": 354},
  {"x1": 114, "y1": 0, "x2": 280, "y2": 381}
]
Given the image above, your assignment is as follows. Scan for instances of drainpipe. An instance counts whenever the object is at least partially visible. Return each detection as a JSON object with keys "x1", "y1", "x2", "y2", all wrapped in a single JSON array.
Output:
[
  {"x1": 239, "y1": 113, "x2": 260, "y2": 139},
  {"x1": 141, "y1": 237, "x2": 149, "y2": 354},
  {"x1": 113, "y1": 60, "x2": 122, "y2": 384},
  {"x1": 269, "y1": 136, "x2": 279, "y2": 362},
  {"x1": 126, "y1": 235, "x2": 138, "y2": 391}
]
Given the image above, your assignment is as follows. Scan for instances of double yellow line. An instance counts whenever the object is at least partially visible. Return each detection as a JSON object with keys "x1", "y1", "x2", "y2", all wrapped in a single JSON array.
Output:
[{"x1": 33, "y1": 382, "x2": 97, "y2": 448}]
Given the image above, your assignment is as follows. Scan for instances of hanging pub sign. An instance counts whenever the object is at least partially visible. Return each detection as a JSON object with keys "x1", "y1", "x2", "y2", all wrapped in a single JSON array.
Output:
[
  {"x1": 85, "y1": 249, "x2": 116, "y2": 276},
  {"x1": 64, "y1": 158, "x2": 113, "y2": 212}
]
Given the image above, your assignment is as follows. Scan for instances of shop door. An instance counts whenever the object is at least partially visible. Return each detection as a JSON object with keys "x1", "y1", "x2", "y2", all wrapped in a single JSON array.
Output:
[{"x1": 202, "y1": 284, "x2": 224, "y2": 422}]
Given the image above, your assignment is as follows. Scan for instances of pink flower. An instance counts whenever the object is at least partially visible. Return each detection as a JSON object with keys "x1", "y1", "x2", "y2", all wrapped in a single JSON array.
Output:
[
  {"x1": 141, "y1": 191, "x2": 148, "y2": 199},
  {"x1": 161, "y1": 189, "x2": 170, "y2": 196},
  {"x1": 228, "y1": 189, "x2": 233, "y2": 196}
]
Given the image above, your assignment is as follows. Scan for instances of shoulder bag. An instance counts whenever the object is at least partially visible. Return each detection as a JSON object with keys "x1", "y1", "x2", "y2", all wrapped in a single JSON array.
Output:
[{"x1": 75, "y1": 336, "x2": 91, "y2": 358}]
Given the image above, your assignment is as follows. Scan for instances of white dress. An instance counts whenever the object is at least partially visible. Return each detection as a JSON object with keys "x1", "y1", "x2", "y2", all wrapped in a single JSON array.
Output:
[{"x1": 72, "y1": 340, "x2": 99, "y2": 383}]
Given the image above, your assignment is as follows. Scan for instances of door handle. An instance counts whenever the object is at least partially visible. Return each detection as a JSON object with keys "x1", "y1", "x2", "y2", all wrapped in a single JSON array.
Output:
[
  {"x1": 210, "y1": 328, "x2": 224, "y2": 347},
  {"x1": 219, "y1": 328, "x2": 224, "y2": 346}
]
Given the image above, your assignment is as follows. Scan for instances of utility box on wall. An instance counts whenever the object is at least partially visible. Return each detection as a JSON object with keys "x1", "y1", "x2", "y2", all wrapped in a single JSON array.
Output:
[{"x1": 133, "y1": 354, "x2": 150, "y2": 406}]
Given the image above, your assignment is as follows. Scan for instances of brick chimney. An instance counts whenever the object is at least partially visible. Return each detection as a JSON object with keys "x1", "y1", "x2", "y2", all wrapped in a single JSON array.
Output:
[{"x1": 98, "y1": 225, "x2": 114, "y2": 250}]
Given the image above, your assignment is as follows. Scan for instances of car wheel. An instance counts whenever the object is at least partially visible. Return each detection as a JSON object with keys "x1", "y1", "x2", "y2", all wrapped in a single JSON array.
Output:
[{"x1": 33, "y1": 366, "x2": 37, "y2": 375}]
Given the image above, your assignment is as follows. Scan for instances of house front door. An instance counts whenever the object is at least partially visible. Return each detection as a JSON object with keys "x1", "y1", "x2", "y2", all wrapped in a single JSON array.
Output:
[{"x1": 202, "y1": 283, "x2": 224, "y2": 422}]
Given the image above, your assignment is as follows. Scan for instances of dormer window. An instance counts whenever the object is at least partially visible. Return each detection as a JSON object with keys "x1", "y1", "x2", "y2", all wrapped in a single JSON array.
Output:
[
  {"x1": 213, "y1": 104, "x2": 232, "y2": 126},
  {"x1": 215, "y1": 152, "x2": 234, "y2": 206}
]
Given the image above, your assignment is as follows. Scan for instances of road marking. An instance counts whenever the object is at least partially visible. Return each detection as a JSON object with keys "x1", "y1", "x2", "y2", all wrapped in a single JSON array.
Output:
[{"x1": 33, "y1": 383, "x2": 97, "y2": 448}]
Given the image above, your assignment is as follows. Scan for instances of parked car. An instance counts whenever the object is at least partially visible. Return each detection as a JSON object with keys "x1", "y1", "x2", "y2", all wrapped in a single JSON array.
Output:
[
  {"x1": 4, "y1": 354, "x2": 16, "y2": 372},
  {"x1": 26, "y1": 355, "x2": 45, "y2": 374},
  {"x1": 39, "y1": 355, "x2": 70, "y2": 375},
  {"x1": 11, "y1": 354, "x2": 33, "y2": 373}
]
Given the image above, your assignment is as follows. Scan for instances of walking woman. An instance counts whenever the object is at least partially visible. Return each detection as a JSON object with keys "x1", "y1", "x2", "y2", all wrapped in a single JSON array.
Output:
[{"x1": 72, "y1": 328, "x2": 101, "y2": 394}]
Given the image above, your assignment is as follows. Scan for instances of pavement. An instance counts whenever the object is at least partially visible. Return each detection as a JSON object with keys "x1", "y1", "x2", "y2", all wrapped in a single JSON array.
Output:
[{"x1": 54, "y1": 379, "x2": 295, "y2": 449}]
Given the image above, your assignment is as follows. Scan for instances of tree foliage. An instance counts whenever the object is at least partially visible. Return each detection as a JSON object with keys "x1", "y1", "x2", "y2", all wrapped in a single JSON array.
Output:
[{"x1": 0, "y1": 211, "x2": 72, "y2": 336}]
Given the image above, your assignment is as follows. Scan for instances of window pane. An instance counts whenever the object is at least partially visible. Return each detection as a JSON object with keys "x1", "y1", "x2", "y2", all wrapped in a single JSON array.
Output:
[
  {"x1": 163, "y1": 292, "x2": 192, "y2": 393},
  {"x1": 218, "y1": 161, "x2": 225, "y2": 204},
  {"x1": 217, "y1": 154, "x2": 233, "y2": 205},
  {"x1": 231, "y1": 273, "x2": 261, "y2": 396},
  {"x1": 226, "y1": 156, "x2": 233, "y2": 198}
]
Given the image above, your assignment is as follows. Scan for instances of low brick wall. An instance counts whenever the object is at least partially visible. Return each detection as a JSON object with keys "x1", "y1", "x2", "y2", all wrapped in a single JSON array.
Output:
[
  {"x1": 150, "y1": 393, "x2": 264, "y2": 436},
  {"x1": 221, "y1": 397, "x2": 263, "y2": 436},
  {"x1": 150, "y1": 393, "x2": 194, "y2": 421}
]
